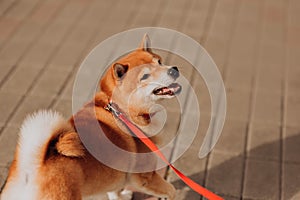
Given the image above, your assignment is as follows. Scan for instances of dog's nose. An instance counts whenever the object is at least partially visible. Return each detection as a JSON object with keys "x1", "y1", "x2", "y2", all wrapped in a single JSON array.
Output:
[{"x1": 167, "y1": 66, "x2": 179, "y2": 79}]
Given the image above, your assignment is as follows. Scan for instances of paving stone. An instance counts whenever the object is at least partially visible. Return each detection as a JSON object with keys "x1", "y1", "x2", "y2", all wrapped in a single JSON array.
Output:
[
  {"x1": 244, "y1": 159, "x2": 280, "y2": 200},
  {"x1": 204, "y1": 0, "x2": 237, "y2": 72},
  {"x1": 19, "y1": 42, "x2": 57, "y2": 66},
  {"x1": 77, "y1": 0, "x2": 112, "y2": 28},
  {"x1": 37, "y1": 22, "x2": 68, "y2": 46},
  {"x1": 88, "y1": 0, "x2": 138, "y2": 48},
  {"x1": 0, "y1": 166, "x2": 9, "y2": 192},
  {"x1": 159, "y1": 9, "x2": 185, "y2": 30},
  {"x1": 16, "y1": 22, "x2": 46, "y2": 44},
  {"x1": 0, "y1": 40, "x2": 30, "y2": 66},
  {"x1": 286, "y1": 95, "x2": 300, "y2": 128},
  {"x1": 230, "y1": 29, "x2": 258, "y2": 64},
  {"x1": 0, "y1": 17, "x2": 21, "y2": 48},
  {"x1": 0, "y1": 91, "x2": 22, "y2": 124},
  {"x1": 156, "y1": 102, "x2": 181, "y2": 146},
  {"x1": 287, "y1": 65, "x2": 300, "y2": 95},
  {"x1": 256, "y1": 71, "x2": 282, "y2": 96},
  {"x1": 30, "y1": 68, "x2": 68, "y2": 97},
  {"x1": 29, "y1": 0, "x2": 63, "y2": 26},
  {"x1": 0, "y1": 0, "x2": 16, "y2": 16},
  {"x1": 37, "y1": 0, "x2": 88, "y2": 47},
  {"x1": 226, "y1": 88, "x2": 251, "y2": 121},
  {"x1": 0, "y1": 0, "x2": 66, "y2": 65},
  {"x1": 204, "y1": 36, "x2": 229, "y2": 73},
  {"x1": 218, "y1": 196, "x2": 239, "y2": 200},
  {"x1": 226, "y1": 0, "x2": 261, "y2": 92},
  {"x1": 5, "y1": 0, "x2": 40, "y2": 21},
  {"x1": 167, "y1": 115, "x2": 211, "y2": 199},
  {"x1": 8, "y1": 95, "x2": 54, "y2": 126},
  {"x1": 128, "y1": 0, "x2": 161, "y2": 28},
  {"x1": 48, "y1": 0, "x2": 111, "y2": 67},
  {"x1": 1, "y1": 64, "x2": 41, "y2": 95},
  {"x1": 214, "y1": 119, "x2": 247, "y2": 155},
  {"x1": 47, "y1": 64, "x2": 76, "y2": 74},
  {"x1": 171, "y1": 99, "x2": 209, "y2": 157},
  {"x1": 283, "y1": 163, "x2": 300, "y2": 200},
  {"x1": 256, "y1": 43, "x2": 284, "y2": 94},
  {"x1": 0, "y1": 125, "x2": 19, "y2": 167},
  {"x1": 225, "y1": 63, "x2": 254, "y2": 93},
  {"x1": 168, "y1": 147, "x2": 207, "y2": 200},
  {"x1": 183, "y1": 0, "x2": 210, "y2": 40},
  {"x1": 259, "y1": 41, "x2": 285, "y2": 66},
  {"x1": 287, "y1": 48, "x2": 300, "y2": 68},
  {"x1": 170, "y1": 140, "x2": 207, "y2": 181},
  {"x1": 288, "y1": 0, "x2": 300, "y2": 28},
  {"x1": 192, "y1": 77, "x2": 211, "y2": 116},
  {"x1": 206, "y1": 152, "x2": 244, "y2": 197},
  {"x1": 60, "y1": 73, "x2": 76, "y2": 100},
  {"x1": 252, "y1": 90, "x2": 281, "y2": 125},
  {"x1": 284, "y1": 126, "x2": 300, "y2": 163},
  {"x1": 0, "y1": 63, "x2": 14, "y2": 85},
  {"x1": 52, "y1": 0, "x2": 88, "y2": 24},
  {"x1": 6, "y1": 8, "x2": 44, "y2": 42},
  {"x1": 248, "y1": 123, "x2": 280, "y2": 161},
  {"x1": 260, "y1": 1, "x2": 285, "y2": 46},
  {"x1": 50, "y1": 43, "x2": 86, "y2": 67}
]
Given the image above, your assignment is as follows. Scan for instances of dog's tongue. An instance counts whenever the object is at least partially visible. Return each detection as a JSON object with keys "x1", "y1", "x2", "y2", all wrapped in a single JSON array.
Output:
[{"x1": 153, "y1": 83, "x2": 182, "y2": 96}]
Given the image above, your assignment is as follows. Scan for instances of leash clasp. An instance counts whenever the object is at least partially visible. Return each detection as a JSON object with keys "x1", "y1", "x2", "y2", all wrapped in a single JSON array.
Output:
[{"x1": 104, "y1": 101, "x2": 121, "y2": 117}]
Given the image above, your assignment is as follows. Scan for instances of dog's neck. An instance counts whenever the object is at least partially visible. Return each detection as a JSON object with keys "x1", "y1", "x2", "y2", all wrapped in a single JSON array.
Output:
[
  {"x1": 94, "y1": 91, "x2": 152, "y2": 126},
  {"x1": 94, "y1": 91, "x2": 110, "y2": 108}
]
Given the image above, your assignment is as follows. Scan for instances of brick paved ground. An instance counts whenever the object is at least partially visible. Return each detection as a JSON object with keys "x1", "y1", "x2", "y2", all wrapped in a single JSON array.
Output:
[{"x1": 0, "y1": 0, "x2": 300, "y2": 199}]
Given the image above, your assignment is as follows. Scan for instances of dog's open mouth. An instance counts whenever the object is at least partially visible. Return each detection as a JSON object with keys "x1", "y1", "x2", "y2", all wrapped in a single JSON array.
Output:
[{"x1": 153, "y1": 83, "x2": 182, "y2": 96}]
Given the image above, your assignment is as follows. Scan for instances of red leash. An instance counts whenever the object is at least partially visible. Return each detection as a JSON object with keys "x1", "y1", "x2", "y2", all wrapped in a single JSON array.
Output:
[{"x1": 105, "y1": 102, "x2": 223, "y2": 200}]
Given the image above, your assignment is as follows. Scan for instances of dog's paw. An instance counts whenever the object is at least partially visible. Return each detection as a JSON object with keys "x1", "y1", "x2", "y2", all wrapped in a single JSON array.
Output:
[
  {"x1": 120, "y1": 189, "x2": 133, "y2": 200},
  {"x1": 107, "y1": 189, "x2": 133, "y2": 200},
  {"x1": 107, "y1": 191, "x2": 120, "y2": 200},
  {"x1": 166, "y1": 184, "x2": 176, "y2": 200}
]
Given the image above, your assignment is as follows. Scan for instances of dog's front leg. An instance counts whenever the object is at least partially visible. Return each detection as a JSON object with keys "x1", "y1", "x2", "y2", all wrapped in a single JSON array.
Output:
[
  {"x1": 107, "y1": 191, "x2": 120, "y2": 200},
  {"x1": 129, "y1": 172, "x2": 176, "y2": 200},
  {"x1": 107, "y1": 189, "x2": 133, "y2": 200}
]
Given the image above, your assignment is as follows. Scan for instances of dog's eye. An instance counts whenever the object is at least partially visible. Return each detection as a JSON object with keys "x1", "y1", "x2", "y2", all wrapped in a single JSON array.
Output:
[
  {"x1": 140, "y1": 74, "x2": 150, "y2": 81},
  {"x1": 158, "y1": 59, "x2": 162, "y2": 65}
]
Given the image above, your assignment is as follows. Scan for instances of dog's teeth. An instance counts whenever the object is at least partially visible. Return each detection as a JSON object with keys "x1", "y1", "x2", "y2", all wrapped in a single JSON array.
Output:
[{"x1": 153, "y1": 83, "x2": 181, "y2": 96}]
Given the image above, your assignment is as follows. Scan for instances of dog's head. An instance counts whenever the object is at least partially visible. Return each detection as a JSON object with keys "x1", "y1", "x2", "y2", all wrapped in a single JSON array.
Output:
[{"x1": 100, "y1": 35, "x2": 181, "y2": 125}]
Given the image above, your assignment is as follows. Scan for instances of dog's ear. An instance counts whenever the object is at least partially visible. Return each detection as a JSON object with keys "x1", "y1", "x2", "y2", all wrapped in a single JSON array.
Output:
[
  {"x1": 139, "y1": 34, "x2": 152, "y2": 52},
  {"x1": 113, "y1": 63, "x2": 128, "y2": 79}
]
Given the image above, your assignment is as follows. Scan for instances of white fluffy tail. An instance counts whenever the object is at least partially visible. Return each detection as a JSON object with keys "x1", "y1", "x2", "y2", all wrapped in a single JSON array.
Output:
[
  {"x1": 1, "y1": 110, "x2": 66, "y2": 200},
  {"x1": 18, "y1": 110, "x2": 65, "y2": 176}
]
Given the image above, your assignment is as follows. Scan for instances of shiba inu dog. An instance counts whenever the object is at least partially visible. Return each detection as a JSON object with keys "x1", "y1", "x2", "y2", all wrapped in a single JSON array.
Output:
[{"x1": 1, "y1": 35, "x2": 181, "y2": 200}]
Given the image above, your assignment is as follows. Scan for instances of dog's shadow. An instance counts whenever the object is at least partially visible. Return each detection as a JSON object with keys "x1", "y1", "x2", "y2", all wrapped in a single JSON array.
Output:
[{"x1": 133, "y1": 133, "x2": 300, "y2": 200}]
